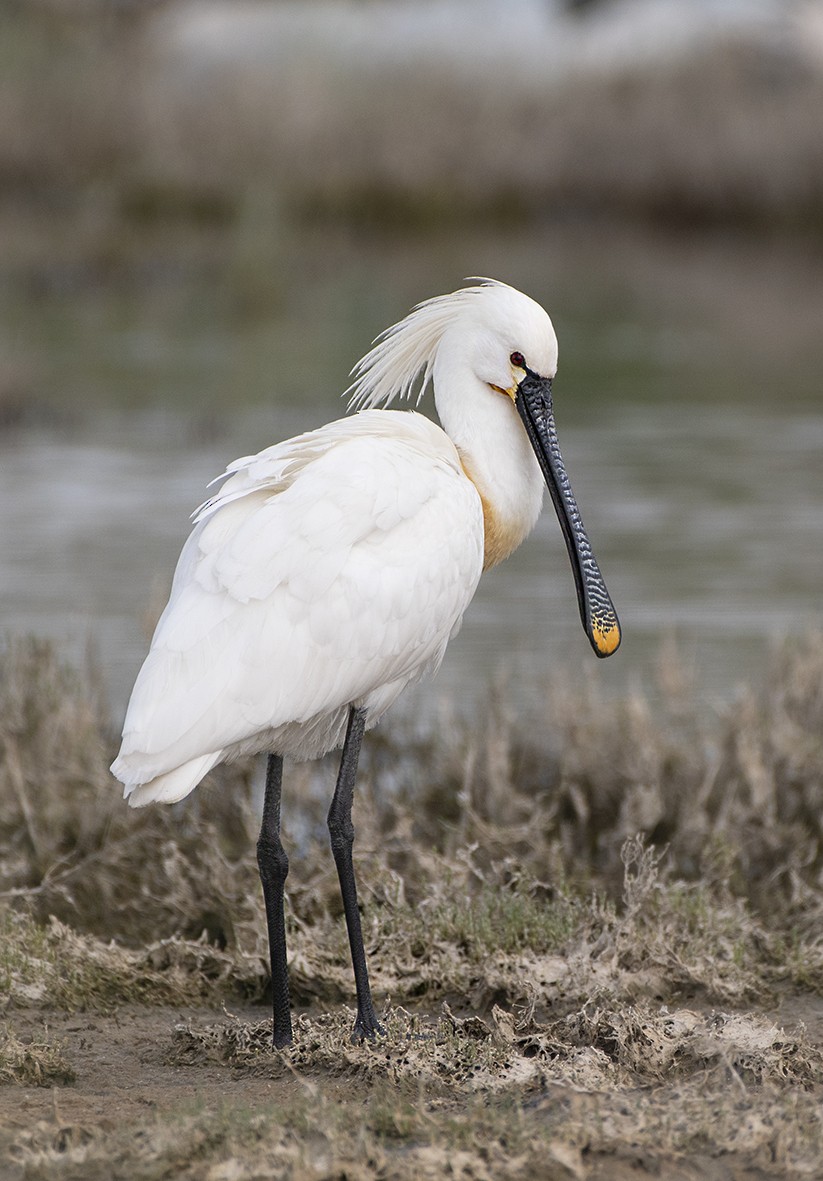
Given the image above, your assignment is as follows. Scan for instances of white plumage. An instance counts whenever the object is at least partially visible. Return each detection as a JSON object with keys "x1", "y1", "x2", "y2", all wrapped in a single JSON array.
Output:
[
  {"x1": 112, "y1": 279, "x2": 621, "y2": 807},
  {"x1": 112, "y1": 411, "x2": 483, "y2": 803}
]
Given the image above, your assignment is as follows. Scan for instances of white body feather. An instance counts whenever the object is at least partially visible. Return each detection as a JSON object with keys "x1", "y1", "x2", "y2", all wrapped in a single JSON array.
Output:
[
  {"x1": 112, "y1": 281, "x2": 559, "y2": 808},
  {"x1": 113, "y1": 412, "x2": 484, "y2": 804}
]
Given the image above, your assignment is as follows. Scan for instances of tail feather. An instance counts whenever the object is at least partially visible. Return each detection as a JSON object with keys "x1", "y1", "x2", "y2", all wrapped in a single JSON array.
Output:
[{"x1": 113, "y1": 751, "x2": 222, "y2": 808}]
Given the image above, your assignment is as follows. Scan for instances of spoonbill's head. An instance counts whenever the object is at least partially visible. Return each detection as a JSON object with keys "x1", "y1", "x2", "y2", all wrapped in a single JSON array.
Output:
[
  {"x1": 348, "y1": 279, "x2": 557, "y2": 410},
  {"x1": 348, "y1": 279, "x2": 621, "y2": 658},
  {"x1": 435, "y1": 279, "x2": 559, "y2": 399}
]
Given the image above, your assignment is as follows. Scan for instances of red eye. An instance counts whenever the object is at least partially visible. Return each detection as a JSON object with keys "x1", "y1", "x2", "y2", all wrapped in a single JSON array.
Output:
[{"x1": 510, "y1": 351, "x2": 526, "y2": 368}]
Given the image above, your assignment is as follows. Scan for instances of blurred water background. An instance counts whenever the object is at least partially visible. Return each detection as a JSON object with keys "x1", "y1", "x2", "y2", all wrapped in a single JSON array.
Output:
[{"x1": 1, "y1": 0, "x2": 822, "y2": 727}]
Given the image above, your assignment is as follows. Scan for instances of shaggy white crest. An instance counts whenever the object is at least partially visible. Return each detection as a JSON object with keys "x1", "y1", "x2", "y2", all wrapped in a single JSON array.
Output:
[{"x1": 346, "y1": 277, "x2": 554, "y2": 411}]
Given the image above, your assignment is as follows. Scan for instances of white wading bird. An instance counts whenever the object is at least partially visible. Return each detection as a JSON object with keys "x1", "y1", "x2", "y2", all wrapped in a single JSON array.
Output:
[{"x1": 111, "y1": 279, "x2": 620, "y2": 1048}]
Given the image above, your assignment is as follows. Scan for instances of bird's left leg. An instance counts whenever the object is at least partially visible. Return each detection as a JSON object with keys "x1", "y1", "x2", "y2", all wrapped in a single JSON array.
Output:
[{"x1": 327, "y1": 705, "x2": 385, "y2": 1043}]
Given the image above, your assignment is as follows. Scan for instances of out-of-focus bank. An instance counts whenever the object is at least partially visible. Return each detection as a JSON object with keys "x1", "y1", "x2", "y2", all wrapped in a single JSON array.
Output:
[
  {"x1": 2, "y1": 1, "x2": 822, "y2": 723},
  {"x1": 2, "y1": 0, "x2": 823, "y2": 226}
]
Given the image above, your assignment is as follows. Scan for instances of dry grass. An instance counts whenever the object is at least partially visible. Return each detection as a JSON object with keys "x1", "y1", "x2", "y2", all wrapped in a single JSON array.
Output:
[
  {"x1": 1, "y1": 631, "x2": 823, "y2": 1013},
  {"x1": 1, "y1": 630, "x2": 823, "y2": 1177},
  {"x1": 0, "y1": 1024, "x2": 75, "y2": 1088},
  {"x1": 170, "y1": 996, "x2": 823, "y2": 1093}
]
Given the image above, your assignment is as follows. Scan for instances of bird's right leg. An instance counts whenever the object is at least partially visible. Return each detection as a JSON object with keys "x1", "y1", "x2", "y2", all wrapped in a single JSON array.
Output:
[
  {"x1": 328, "y1": 706, "x2": 384, "y2": 1043},
  {"x1": 257, "y1": 752, "x2": 293, "y2": 1049}
]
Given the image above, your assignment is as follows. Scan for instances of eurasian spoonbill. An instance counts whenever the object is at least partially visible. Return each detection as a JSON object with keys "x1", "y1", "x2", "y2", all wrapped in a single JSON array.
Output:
[{"x1": 111, "y1": 279, "x2": 621, "y2": 1047}]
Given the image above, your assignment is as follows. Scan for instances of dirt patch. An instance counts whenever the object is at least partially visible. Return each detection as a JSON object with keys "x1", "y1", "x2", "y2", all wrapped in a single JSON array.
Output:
[{"x1": 2, "y1": 997, "x2": 822, "y2": 1180}]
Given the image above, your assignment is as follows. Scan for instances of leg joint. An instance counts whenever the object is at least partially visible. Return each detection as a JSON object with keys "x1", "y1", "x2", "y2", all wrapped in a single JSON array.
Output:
[{"x1": 257, "y1": 836, "x2": 289, "y2": 883}]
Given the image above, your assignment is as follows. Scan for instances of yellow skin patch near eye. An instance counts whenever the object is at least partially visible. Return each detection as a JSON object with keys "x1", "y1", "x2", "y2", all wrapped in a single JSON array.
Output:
[{"x1": 490, "y1": 363, "x2": 525, "y2": 402}]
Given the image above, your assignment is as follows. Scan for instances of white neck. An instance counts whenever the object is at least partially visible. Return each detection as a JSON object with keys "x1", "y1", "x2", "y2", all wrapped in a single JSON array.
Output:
[{"x1": 433, "y1": 352, "x2": 544, "y2": 570}]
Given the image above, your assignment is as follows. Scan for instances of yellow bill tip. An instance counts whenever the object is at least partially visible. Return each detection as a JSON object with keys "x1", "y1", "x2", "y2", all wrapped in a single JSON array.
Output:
[{"x1": 591, "y1": 614, "x2": 621, "y2": 658}]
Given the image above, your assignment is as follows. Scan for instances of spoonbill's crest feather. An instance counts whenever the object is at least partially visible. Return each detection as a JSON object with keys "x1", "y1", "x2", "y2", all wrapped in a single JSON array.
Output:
[{"x1": 347, "y1": 278, "x2": 537, "y2": 411}]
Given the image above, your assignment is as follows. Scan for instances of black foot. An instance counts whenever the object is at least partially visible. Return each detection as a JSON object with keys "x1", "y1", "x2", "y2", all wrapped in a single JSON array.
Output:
[
  {"x1": 272, "y1": 1029, "x2": 293, "y2": 1050},
  {"x1": 351, "y1": 1012, "x2": 386, "y2": 1044}
]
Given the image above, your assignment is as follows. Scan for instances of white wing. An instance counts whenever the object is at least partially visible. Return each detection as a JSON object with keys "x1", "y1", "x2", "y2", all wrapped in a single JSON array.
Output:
[{"x1": 112, "y1": 410, "x2": 483, "y2": 793}]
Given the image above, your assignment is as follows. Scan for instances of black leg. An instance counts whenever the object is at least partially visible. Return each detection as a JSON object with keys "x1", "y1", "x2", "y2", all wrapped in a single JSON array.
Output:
[
  {"x1": 257, "y1": 753, "x2": 292, "y2": 1049},
  {"x1": 327, "y1": 706, "x2": 384, "y2": 1043}
]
